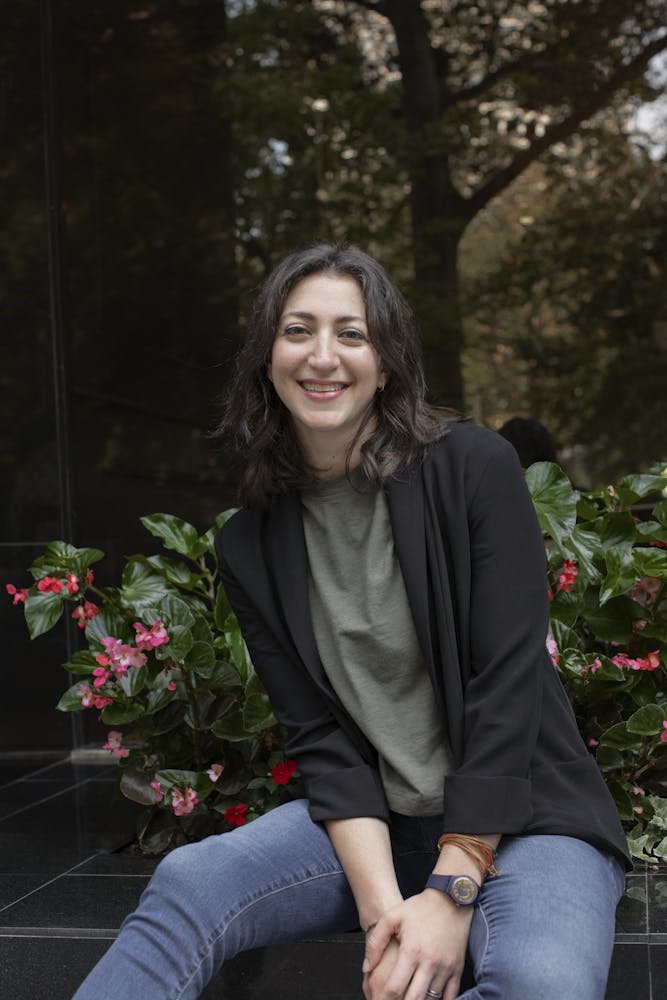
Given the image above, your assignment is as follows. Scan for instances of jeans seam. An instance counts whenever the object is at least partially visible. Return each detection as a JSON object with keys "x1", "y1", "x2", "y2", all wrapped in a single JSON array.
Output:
[{"x1": 175, "y1": 866, "x2": 345, "y2": 1000}]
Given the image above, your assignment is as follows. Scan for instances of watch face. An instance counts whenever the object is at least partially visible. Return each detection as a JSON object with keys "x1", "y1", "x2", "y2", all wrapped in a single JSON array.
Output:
[{"x1": 450, "y1": 876, "x2": 478, "y2": 905}]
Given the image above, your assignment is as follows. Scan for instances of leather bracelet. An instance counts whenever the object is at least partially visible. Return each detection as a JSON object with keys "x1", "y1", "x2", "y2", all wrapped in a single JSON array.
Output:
[{"x1": 437, "y1": 834, "x2": 499, "y2": 878}]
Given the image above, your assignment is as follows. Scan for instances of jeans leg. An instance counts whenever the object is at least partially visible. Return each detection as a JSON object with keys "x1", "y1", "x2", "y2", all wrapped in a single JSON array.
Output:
[
  {"x1": 460, "y1": 835, "x2": 626, "y2": 1000},
  {"x1": 71, "y1": 799, "x2": 359, "y2": 1000}
]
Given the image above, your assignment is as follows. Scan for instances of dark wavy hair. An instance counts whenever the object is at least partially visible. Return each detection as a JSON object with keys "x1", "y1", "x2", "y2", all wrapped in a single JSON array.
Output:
[{"x1": 217, "y1": 242, "x2": 460, "y2": 507}]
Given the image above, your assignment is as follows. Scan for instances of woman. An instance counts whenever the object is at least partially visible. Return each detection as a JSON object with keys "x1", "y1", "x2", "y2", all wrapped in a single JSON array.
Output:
[{"x1": 73, "y1": 244, "x2": 629, "y2": 1000}]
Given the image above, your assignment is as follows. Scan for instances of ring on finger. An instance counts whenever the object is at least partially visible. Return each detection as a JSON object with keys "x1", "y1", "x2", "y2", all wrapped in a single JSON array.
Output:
[{"x1": 426, "y1": 990, "x2": 444, "y2": 999}]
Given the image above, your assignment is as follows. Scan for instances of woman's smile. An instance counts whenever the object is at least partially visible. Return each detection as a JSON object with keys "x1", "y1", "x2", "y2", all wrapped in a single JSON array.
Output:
[{"x1": 268, "y1": 273, "x2": 386, "y2": 472}]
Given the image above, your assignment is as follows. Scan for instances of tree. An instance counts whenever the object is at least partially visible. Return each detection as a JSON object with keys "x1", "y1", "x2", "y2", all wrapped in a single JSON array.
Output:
[{"x1": 314, "y1": 0, "x2": 667, "y2": 408}]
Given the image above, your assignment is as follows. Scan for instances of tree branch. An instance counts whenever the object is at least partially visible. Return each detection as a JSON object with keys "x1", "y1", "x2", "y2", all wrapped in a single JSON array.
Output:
[{"x1": 467, "y1": 32, "x2": 667, "y2": 218}]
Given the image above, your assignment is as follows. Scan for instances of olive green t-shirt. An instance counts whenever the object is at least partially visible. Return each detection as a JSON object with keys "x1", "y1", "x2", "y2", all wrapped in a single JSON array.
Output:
[{"x1": 301, "y1": 468, "x2": 453, "y2": 815}]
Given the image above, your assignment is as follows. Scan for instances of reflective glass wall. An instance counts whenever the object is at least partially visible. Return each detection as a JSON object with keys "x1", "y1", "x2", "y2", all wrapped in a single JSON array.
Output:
[{"x1": 2, "y1": 1, "x2": 237, "y2": 750}]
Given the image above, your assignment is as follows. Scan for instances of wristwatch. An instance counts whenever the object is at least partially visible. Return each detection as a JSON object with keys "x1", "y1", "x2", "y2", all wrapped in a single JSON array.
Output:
[{"x1": 425, "y1": 874, "x2": 480, "y2": 906}]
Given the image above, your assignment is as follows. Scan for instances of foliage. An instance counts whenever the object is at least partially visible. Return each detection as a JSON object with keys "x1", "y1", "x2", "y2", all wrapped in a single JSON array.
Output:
[
  {"x1": 8, "y1": 512, "x2": 298, "y2": 855},
  {"x1": 525, "y1": 462, "x2": 667, "y2": 862},
  {"x1": 7, "y1": 463, "x2": 667, "y2": 860}
]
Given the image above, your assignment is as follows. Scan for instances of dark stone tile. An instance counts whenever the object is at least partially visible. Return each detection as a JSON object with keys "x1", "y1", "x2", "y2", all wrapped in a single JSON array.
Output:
[
  {"x1": 73, "y1": 853, "x2": 158, "y2": 877},
  {"x1": 616, "y1": 874, "x2": 648, "y2": 934},
  {"x1": 604, "y1": 943, "x2": 650, "y2": 1000},
  {"x1": 0, "y1": 753, "x2": 68, "y2": 787},
  {"x1": 0, "y1": 780, "x2": 76, "y2": 820},
  {"x1": 648, "y1": 873, "x2": 667, "y2": 934},
  {"x1": 650, "y1": 941, "x2": 667, "y2": 989},
  {"x1": 0, "y1": 874, "x2": 150, "y2": 930},
  {"x1": 0, "y1": 874, "x2": 48, "y2": 910},
  {"x1": 0, "y1": 784, "x2": 140, "y2": 875},
  {"x1": 0, "y1": 935, "x2": 112, "y2": 1000}
]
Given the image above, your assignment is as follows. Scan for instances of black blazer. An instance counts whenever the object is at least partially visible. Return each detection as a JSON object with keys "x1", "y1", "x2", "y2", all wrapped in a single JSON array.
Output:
[{"x1": 215, "y1": 422, "x2": 631, "y2": 869}]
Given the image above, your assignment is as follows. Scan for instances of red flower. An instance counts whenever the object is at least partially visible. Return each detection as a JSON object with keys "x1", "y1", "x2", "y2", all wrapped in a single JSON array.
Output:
[
  {"x1": 6, "y1": 584, "x2": 28, "y2": 605},
  {"x1": 37, "y1": 576, "x2": 63, "y2": 594},
  {"x1": 224, "y1": 803, "x2": 249, "y2": 827},
  {"x1": 71, "y1": 600, "x2": 100, "y2": 629},
  {"x1": 556, "y1": 560, "x2": 578, "y2": 594},
  {"x1": 270, "y1": 759, "x2": 298, "y2": 785},
  {"x1": 66, "y1": 573, "x2": 79, "y2": 594},
  {"x1": 84, "y1": 568, "x2": 95, "y2": 586}
]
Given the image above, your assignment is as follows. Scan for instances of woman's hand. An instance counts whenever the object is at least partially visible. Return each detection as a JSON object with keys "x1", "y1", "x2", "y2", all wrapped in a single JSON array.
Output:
[{"x1": 362, "y1": 890, "x2": 473, "y2": 1000}]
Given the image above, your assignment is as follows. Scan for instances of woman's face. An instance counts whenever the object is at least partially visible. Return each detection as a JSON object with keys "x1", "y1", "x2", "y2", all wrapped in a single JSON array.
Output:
[{"x1": 268, "y1": 273, "x2": 386, "y2": 468}]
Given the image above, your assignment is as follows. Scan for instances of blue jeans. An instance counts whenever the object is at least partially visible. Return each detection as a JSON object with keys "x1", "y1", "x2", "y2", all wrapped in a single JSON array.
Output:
[{"x1": 72, "y1": 799, "x2": 625, "y2": 1000}]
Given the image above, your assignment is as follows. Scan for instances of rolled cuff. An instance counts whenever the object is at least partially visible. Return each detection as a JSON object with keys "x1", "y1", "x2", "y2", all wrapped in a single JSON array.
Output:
[
  {"x1": 443, "y1": 774, "x2": 532, "y2": 833},
  {"x1": 305, "y1": 765, "x2": 390, "y2": 823}
]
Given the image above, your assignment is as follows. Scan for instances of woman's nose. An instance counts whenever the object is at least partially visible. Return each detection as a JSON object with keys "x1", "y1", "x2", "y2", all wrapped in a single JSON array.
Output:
[{"x1": 308, "y1": 333, "x2": 338, "y2": 369}]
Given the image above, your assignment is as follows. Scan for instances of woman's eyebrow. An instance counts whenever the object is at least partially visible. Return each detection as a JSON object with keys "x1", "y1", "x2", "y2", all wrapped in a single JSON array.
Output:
[{"x1": 281, "y1": 310, "x2": 367, "y2": 323}]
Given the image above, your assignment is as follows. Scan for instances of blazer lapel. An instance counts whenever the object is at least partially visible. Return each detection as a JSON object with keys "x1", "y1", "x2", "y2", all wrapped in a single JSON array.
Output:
[
  {"x1": 265, "y1": 491, "x2": 334, "y2": 696},
  {"x1": 385, "y1": 469, "x2": 442, "y2": 706}
]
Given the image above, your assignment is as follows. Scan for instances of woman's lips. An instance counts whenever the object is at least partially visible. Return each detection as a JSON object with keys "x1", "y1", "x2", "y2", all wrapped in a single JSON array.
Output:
[{"x1": 299, "y1": 381, "x2": 349, "y2": 399}]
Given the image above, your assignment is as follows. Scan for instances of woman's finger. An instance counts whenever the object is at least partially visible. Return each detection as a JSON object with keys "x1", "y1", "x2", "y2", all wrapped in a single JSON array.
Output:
[{"x1": 362, "y1": 918, "x2": 395, "y2": 975}]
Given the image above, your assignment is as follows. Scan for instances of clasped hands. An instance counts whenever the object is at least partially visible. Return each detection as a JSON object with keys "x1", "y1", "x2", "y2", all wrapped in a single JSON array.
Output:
[{"x1": 361, "y1": 890, "x2": 474, "y2": 1000}]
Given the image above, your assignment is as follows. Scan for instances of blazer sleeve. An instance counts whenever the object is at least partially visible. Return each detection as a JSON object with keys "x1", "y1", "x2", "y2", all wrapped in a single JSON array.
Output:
[
  {"x1": 441, "y1": 437, "x2": 551, "y2": 833},
  {"x1": 215, "y1": 533, "x2": 390, "y2": 824}
]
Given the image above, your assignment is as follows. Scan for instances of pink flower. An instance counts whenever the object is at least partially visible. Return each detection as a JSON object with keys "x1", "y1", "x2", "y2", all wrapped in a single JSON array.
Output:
[
  {"x1": 633, "y1": 806, "x2": 644, "y2": 815},
  {"x1": 133, "y1": 620, "x2": 170, "y2": 651},
  {"x1": 207, "y1": 764, "x2": 224, "y2": 782},
  {"x1": 636, "y1": 649, "x2": 660, "y2": 672},
  {"x1": 270, "y1": 759, "x2": 298, "y2": 785},
  {"x1": 84, "y1": 569, "x2": 95, "y2": 586},
  {"x1": 78, "y1": 684, "x2": 112, "y2": 710},
  {"x1": 66, "y1": 573, "x2": 79, "y2": 594},
  {"x1": 103, "y1": 730, "x2": 129, "y2": 758},
  {"x1": 71, "y1": 600, "x2": 99, "y2": 629},
  {"x1": 630, "y1": 577, "x2": 661, "y2": 607},
  {"x1": 556, "y1": 560, "x2": 578, "y2": 594},
  {"x1": 100, "y1": 636, "x2": 147, "y2": 675},
  {"x1": 661, "y1": 722, "x2": 667, "y2": 744},
  {"x1": 172, "y1": 787, "x2": 198, "y2": 817},
  {"x1": 92, "y1": 666, "x2": 111, "y2": 688},
  {"x1": 150, "y1": 780, "x2": 164, "y2": 802},
  {"x1": 167, "y1": 681, "x2": 177, "y2": 691},
  {"x1": 590, "y1": 657, "x2": 602, "y2": 674},
  {"x1": 632, "y1": 784, "x2": 645, "y2": 797},
  {"x1": 588, "y1": 738, "x2": 599, "y2": 748},
  {"x1": 224, "y1": 803, "x2": 249, "y2": 827},
  {"x1": 37, "y1": 576, "x2": 63, "y2": 594},
  {"x1": 545, "y1": 634, "x2": 559, "y2": 668},
  {"x1": 6, "y1": 584, "x2": 28, "y2": 605},
  {"x1": 611, "y1": 653, "x2": 639, "y2": 671}
]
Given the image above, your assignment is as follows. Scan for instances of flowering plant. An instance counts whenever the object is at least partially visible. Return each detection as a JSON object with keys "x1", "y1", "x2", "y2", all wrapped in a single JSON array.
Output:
[
  {"x1": 6, "y1": 513, "x2": 299, "y2": 854},
  {"x1": 8, "y1": 465, "x2": 667, "y2": 861},
  {"x1": 526, "y1": 463, "x2": 667, "y2": 862}
]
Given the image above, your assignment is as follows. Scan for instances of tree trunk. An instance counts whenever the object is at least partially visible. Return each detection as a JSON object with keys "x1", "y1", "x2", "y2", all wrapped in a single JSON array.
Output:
[{"x1": 383, "y1": 0, "x2": 468, "y2": 409}]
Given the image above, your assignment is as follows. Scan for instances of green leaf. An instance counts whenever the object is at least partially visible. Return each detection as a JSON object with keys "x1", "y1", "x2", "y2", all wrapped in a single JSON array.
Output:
[
  {"x1": 561, "y1": 525, "x2": 602, "y2": 581},
  {"x1": 228, "y1": 626, "x2": 253, "y2": 683},
  {"x1": 30, "y1": 542, "x2": 105, "y2": 578},
  {"x1": 626, "y1": 704, "x2": 666, "y2": 736},
  {"x1": 129, "y1": 554, "x2": 205, "y2": 592},
  {"x1": 210, "y1": 712, "x2": 250, "y2": 742},
  {"x1": 635, "y1": 520, "x2": 667, "y2": 545},
  {"x1": 24, "y1": 591, "x2": 64, "y2": 639},
  {"x1": 84, "y1": 605, "x2": 129, "y2": 645},
  {"x1": 118, "y1": 665, "x2": 148, "y2": 698},
  {"x1": 599, "y1": 549, "x2": 637, "y2": 605},
  {"x1": 582, "y1": 594, "x2": 642, "y2": 644},
  {"x1": 100, "y1": 702, "x2": 145, "y2": 725},
  {"x1": 597, "y1": 512, "x2": 637, "y2": 552},
  {"x1": 599, "y1": 722, "x2": 644, "y2": 751},
  {"x1": 121, "y1": 562, "x2": 171, "y2": 611},
  {"x1": 525, "y1": 462, "x2": 577, "y2": 546},
  {"x1": 158, "y1": 594, "x2": 196, "y2": 629},
  {"x1": 164, "y1": 624, "x2": 194, "y2": 662},
  {"x1": 137, "y1": 807, "x2": 179, "y2": 854},
  {"x1": 144, "y1": 688, "x2": 178, "y2": 717},
  {"x1": 192, "y1": 615, "x2": 214, "y2": 645},
  {"x1": 62, "y1": 650, "x2": 98, "y2": 675},
  {"x1": 633, "y1": 548, "x2": 667, "y2": 579},
  {"x1": 214, "y1": 583, "x2": 232, "y2": 630},
  {"x1": 154, "y1": 769, "x2": 213, "y2": 798},
  {"x1": 594, "y1": 746, "x2": 624, "y2": 770},
  {"x1": 653, "y1": 500, "x2": 667, "y2": 528},
  {"x1": 617, "y1": 474, "x2": 666, "y2": 504},
  {"x1": 56, "y1": 682, "x2": 86, "y2": 712},
  {"x1": 145, "y1": 699, "x2": 185, "y2": 732},
  {"x1": 186, "y1": 641, "x2": 217, "y2": 677},
  {"x1": 201, "y1": 508, "x2": 239, "y2": 554},
  {"x1": 141, "y1": 513, "x2": 208, "y2": 560},
  {"x1": 120, "y1": 768, "x2": 163, "y2": 806}
]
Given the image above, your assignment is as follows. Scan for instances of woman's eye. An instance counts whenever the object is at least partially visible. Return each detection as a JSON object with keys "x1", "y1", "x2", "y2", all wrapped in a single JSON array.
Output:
[
  {"x1": 283, "y1": 325, "x2": 309, "y2": 337},
  {"x1": 340, "y1": 329, "x2": 367, "y2": 342}
]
